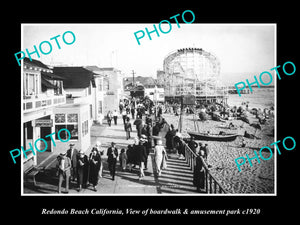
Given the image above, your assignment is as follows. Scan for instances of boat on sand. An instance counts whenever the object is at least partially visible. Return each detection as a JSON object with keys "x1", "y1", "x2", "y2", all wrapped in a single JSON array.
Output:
[{"x1": 187, "y1": 131, "x2": 239, "y2": 142}]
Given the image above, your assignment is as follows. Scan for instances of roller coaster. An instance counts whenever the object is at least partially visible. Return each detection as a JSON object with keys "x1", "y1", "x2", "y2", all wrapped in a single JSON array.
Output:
[{"x1": 161, "y1": 48, "x2": 228, "y2": 104}]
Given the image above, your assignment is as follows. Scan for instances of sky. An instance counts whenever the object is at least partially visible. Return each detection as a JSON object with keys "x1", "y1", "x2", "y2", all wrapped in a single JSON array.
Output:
[{"x1": 22, "y1": 23, "x2": 275, "y2": 85}]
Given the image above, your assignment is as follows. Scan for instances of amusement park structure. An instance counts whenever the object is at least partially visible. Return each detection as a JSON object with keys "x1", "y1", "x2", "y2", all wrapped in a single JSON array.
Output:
[{"x1": 160, "y1": 47, "x2": 228, "y2": 105}]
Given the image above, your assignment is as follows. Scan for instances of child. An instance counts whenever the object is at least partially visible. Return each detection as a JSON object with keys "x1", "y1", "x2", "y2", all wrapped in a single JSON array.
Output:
[{"x1": 119, "y1": 148, "x2": 128, "y2": 171}]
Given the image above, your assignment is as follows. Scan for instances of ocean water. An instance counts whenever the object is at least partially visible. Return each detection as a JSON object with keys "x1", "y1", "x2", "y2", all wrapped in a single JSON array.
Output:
[{"x1": 227, "y1": 86, "x2": 275, "y2": 110}]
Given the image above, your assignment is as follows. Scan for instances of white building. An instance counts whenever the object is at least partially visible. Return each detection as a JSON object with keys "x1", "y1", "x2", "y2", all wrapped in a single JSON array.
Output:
[
  {"x1": 52, "y1": 66, "x2": 96, "y2": 153},
  {"x1": 22, "y1": 58, "x2": 66, "y2": 171},
  {"x1": 85, "y1": 66, "x2": 110, "y2": 124},
  {"x1": 144, "y1": 86, "x2": 165, "y2": 102},
  {"x1": 123, "y1": 76, "x2": 165, "y2": 102},
  {"x1": 93, "y1": 67, "x2": 124, "y2": 116}
]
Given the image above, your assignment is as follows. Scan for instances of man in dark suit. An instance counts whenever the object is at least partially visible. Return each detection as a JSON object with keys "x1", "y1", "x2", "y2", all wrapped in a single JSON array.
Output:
[
  {"x1": 66, "y1": 143, "x2": 78, "y2": 181},
  {"x1": 107, "y1": 142, "x2": 118, "y2": 180}
]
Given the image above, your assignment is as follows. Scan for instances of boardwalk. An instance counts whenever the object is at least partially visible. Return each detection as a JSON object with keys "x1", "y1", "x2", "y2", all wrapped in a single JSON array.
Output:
[{"x1": 24, "y1": 116, "x2": 198, "y2": 195}]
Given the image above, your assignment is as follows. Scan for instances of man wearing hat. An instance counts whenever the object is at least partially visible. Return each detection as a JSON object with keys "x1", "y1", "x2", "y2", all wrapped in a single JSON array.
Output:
[
  {"x1": 107, "y1": 142, "x2": 118, "y2": 180},
  {"x1": 66, "y1": 143, "x2": 78, "y2": 182},
  {"x1": 56, "y1": 152, "x2": 71, "y2": 193}
]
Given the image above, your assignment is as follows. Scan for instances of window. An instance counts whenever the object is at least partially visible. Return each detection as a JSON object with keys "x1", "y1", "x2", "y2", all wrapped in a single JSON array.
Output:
[
  {"x1": 98, "y1": 100, "x2": 103, "y2": 114},
  {"x1": 82, "y1": 120, "x2": 89, "y2": 136},
  {"x1": 104, "y1": 78, "x2": 109, "y2": 91},
  {"x1": 88, "y1": 85, "x2": 91, "y2": 95},
  {"x1": 90, "y1": 104, "x2": 93, "y2": 119},
  {"x1": 54, "y1": 113, "x2": 78, "y2": 140},
  {"x1": 67, "y1": 113, "x2": 78, "y2": 123},
  {"x1": 24, "y1": 73, "x2": 39, "y2": 96},
  {"x1": 53, "y1": 80, "x2": 63, "y2": 95},
  {"x1": 98, "y1": 79, "x2": 103, "y2": 91},
  {"x1": 67, "y1": 125, "x2": 78, "y2": 140},
  {"x1": 55, "y1": 124, "x2": 67, "y2": 139},
  {"x1": 55, "y1": 114, "x2": 65, "y2": 123},
  {"x1": 26, "y1": 121, "x2": 33, "y2": 139}
]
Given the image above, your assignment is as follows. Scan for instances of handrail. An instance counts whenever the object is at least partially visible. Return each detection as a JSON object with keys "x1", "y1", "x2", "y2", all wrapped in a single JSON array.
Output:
[{"x1": 183, "y1": 142, "x2": 227, "y2": 194}]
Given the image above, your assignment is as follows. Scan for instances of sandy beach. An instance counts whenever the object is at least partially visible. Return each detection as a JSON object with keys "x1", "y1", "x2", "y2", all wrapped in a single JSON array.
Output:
[{"x1": 163, "y1": 92, "x2": 275, "y2": 194}]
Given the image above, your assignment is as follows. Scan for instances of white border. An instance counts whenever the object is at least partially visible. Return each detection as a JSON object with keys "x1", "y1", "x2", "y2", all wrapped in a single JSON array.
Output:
[{"x1": 20, "y1": 23, "x2": 277, "y2": 196}]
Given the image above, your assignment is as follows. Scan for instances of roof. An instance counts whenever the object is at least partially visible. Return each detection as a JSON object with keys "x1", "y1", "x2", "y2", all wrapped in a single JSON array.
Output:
[
  {"x1": 98, "y1": 67, "x2": 115, "y2": 71},
  {"x1": 53, "y1": 67, "x2": 96, "y2": 89},
  {"x1": 85, "y1": 66, "x2": 102, "y2": 72},
  {"x1": 124, "y1": 76, "x2": 164, "y2": 88},
  {"x1": 85, "y1": 66, "x2": 108, "y2": 77},
  {"x1": 85, "y1": 66, "x2": 116, "y2": 72},
  {"x1": 24, "y1": 57, "x2": 49, "y2": 70}
]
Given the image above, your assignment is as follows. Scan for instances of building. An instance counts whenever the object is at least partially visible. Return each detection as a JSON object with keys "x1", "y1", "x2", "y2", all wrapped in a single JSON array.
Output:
[
  {"x1": 123, "y1": 76, "x2": 164, "y2": 102},
  {"x1": 53, "y1": 67, "x2": 96, "y2": 118},
  {"x1": 52, "y1": 67, "x2": 97, "y2": 153},
  {"x1": 53, "y1": 103, "x2": 91, "y2": 153},
  {"x1": 93, "y1": 67, "x2": 124, "y2": 116},
  {"x1": 22, "y1": 58, "x2": 66, "y2": 171},
  {"x1": 85, "y1": 66, "x2": 109, "y2": 124}
]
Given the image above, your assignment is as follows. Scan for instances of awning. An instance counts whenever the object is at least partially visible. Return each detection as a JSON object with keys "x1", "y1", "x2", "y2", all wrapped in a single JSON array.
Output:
[
  {"x1": 41, "y1": 76, "x2": 56, "y2": 88},
  {"x1": 41, "y1": 71, "x2": 65, "y2": 80}
]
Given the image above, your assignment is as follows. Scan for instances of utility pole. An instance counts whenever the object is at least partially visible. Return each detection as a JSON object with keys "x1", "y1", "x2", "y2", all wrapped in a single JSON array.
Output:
[
  {"x1": 132, "y1": 70, "x2": 136, "y2": 87},
  {"x1": 131, "y1": 70, "x2": 136, "y2": 106}
]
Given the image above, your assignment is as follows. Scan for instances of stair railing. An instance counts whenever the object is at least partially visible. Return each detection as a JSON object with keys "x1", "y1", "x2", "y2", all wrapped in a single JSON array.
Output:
[{"x1": 183, "y1": 142, "x2": 227, "y2": 194}]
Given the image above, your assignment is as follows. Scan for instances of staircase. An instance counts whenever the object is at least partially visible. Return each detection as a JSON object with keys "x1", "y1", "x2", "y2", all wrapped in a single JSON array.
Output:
[
  {"x1": 151, "y1": 142, "x2": 228, "y2": 194},
  {"x1": 153, "y1": 154, "x2": 198, "y2": 194}
]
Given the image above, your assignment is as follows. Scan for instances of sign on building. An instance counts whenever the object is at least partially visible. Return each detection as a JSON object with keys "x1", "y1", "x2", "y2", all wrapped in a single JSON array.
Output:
[{"x1": 33, "y1": 119, "x2": 53, "y2": 127}]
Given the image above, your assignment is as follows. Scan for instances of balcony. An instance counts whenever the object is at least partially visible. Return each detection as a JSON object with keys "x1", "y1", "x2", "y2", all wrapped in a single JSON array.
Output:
[{"x1": 23, "y1": 94, "x2": 66, "y2": 113}]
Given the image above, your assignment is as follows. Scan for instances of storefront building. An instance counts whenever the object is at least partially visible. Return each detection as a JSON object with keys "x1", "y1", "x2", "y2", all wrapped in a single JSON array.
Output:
[
  {"x1": 22, "y1": 58, "x2": 66, "y2": 171},
  {"x1": 53, "y1": 103, "x2": 91, "y2": 153}
]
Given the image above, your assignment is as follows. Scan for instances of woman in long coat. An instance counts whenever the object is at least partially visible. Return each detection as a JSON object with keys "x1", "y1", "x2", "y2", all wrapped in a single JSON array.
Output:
[
  {"x1": 193, "y1": 155, "x2": 205, "y2": 192},
  {"x1": 107, "y1": 142, "x2": 118, "y2": 180},
  {"x1": 136, "y1": 139, "x2": 148, "y2": 180},
  {"x1": 89, "y1": 148, "x2": 101, "y2": 191},
  {"x1": 77, "y1": 150, "x2": 89, "y2": 191},
  {"x1": 165, "y1": 124, "x2": 176, "y2": 152}
]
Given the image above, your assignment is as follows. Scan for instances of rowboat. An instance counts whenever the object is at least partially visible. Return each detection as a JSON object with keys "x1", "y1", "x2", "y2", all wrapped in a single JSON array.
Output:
[{"x1": 187, "y1": 131, "x2": 239, "y2": 142}]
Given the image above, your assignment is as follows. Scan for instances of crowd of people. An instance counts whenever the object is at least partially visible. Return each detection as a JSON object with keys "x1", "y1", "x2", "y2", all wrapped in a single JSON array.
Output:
[
  {"x1": 56, "y1": 142, "x2": 104, "y2": 193},
  {"x1": 56, "y1": 138, "x2": 168, "y2": 194},
  {"x1": 55, "y1": 98, "x2": 213, "y2": 194},
  {"x1": 55, "y1": 97, "x2": 169, "y2": 193}
]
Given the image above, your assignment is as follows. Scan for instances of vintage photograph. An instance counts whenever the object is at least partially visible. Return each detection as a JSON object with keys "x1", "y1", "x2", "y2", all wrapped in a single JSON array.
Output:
[{"x1": 21, "y1": 23, "x2": 276, "y2": 195}]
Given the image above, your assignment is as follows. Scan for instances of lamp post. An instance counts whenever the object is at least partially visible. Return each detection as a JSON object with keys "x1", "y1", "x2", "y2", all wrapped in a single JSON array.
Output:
[{"x1": 132, "y1": 70, "x2": 136, "y2": 108}]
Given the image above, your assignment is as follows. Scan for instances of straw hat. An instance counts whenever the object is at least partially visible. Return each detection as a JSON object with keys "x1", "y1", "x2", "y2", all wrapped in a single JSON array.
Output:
[
  {"x1": 79, "y1": 150, "x2": 84, "y2": 154},
  {"x1": 140, "y1": 135, "x2": 147, "y2": 142},
  {"x1": 141, "y1": 134, "x2": 147, "y2": 138}
]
